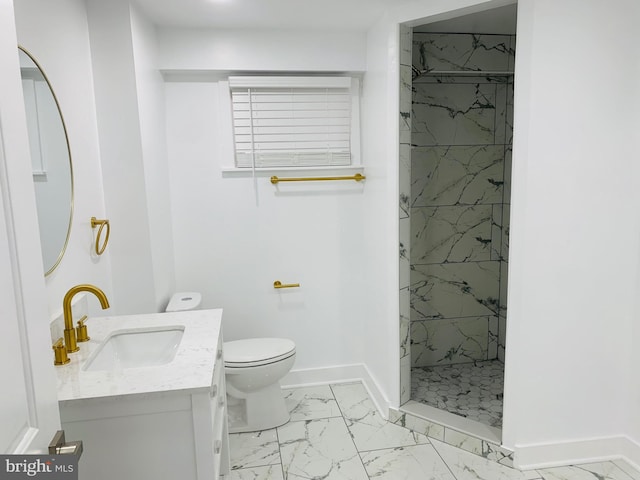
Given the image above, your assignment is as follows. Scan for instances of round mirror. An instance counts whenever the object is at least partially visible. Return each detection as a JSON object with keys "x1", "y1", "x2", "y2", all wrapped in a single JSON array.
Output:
[{"x1": 18, "y1": 47, "x2": 74, "y2": 277}]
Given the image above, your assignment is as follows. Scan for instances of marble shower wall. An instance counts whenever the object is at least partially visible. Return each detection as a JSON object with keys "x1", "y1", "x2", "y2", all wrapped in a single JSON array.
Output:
[
  {"x1": 399, "y1": 24, "x2": 413, "y2": 404},
  {"x1": 409, "y1": 33, "x2": 514, "y2": 368}
]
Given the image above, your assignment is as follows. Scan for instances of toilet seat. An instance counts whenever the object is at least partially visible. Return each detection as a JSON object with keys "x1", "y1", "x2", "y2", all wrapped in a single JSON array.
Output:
[{"x1": 224, "y1": 338, "x2": 296, "y2": 368}]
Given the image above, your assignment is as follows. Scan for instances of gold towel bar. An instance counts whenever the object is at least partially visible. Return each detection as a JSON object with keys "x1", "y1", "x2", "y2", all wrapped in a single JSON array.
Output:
[
  {"x1": 274, "y1": 280, "x2": 300, "y2": 289},
  {"x1": 270, "y1": 173, "x2": 365, "y2": 184}
]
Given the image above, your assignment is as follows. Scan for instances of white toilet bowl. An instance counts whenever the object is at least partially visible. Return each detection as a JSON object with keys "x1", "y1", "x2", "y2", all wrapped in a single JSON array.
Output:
[
  {"x1": 164, "y1": 293, "x2": 296, "y2": 433},
  {"x1": 224, "y1": 338, "x2": 296, "y2": 433}
]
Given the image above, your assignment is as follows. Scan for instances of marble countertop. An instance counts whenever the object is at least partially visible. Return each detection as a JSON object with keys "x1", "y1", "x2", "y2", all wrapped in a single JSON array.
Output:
[{"x1": 55, "y1": 309, "x2": 223, "y2": 404}]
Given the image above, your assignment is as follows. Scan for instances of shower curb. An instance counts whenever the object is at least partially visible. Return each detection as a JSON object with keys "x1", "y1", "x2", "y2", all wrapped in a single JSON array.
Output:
[{"x1": 389, "y1": 407, "x2": 515, "y2": 468}]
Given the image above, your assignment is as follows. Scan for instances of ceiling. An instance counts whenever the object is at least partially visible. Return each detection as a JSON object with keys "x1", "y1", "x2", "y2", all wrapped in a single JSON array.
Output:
[
  {"x1": 133, "y1": 0, "x2": 416, "y2": 31},
  {"x1": 133, "y1": 0, "x2": 517, "y2": 34}
]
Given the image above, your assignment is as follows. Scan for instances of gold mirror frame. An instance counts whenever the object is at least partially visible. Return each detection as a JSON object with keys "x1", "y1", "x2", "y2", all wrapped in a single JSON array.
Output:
[{"x1": 18, "y1": 46, "x2": 74, "y2": 277}]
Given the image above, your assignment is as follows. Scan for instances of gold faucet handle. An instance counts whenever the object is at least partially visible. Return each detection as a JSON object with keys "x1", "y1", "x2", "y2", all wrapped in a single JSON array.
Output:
[
  {"x1": 53, "y1": 338, "x2": 70, "y2": 366},
  {"x1": 76, "y1": 316, "x2": 90, "y2": 342}
]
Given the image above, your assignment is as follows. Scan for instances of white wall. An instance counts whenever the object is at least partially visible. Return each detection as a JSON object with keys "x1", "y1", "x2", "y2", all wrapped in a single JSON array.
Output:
[
  {"x1": 619, "y1": 1, "x2": 640, "y2": 457},
  {"x1": 162, "y1": 28, "x2": 369, "y2": 376},
  {"x1": 86, "y1": 0, "x2": 166, "y2": 314},
  {"x1": 13, "y1": 0, "x2": 113, "y2": 320},
  {"x1": 158, "y1": 28, "x2": 367, "y2": 72},
  {"x1": 130, "y1": 4, "x2": 176, "y2": 310},
  {"x1": 165, "y1": 81, "x2": 367, "y2": 370},
  {"x1": 359, "y1": 15, "x2": 401, "y2": 406},
  {"x1": 501, "y1": 0, "x2": 640, "y2": 467}
]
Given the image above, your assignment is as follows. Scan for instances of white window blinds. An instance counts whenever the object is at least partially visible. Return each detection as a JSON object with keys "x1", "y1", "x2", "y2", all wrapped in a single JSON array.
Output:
[{"x1": 229, "y1": 76, "x2": 355, "y2": 168}]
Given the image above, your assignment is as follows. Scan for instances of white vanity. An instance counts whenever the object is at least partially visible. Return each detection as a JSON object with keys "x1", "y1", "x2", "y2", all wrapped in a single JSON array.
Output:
[{"x1": 55, "y1": 309, "x2": 229, "y2": 480}]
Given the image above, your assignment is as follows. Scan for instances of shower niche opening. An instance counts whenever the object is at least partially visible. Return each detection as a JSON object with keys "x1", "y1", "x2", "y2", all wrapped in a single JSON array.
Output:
[{"x1": 399, "y1": 7, "x2": 516, "y2": 434}]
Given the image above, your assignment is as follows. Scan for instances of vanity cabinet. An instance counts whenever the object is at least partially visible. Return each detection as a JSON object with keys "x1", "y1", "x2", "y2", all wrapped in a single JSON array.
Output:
[{"x1": 55, "y1": 310, "x2": 229, "y2": 480}]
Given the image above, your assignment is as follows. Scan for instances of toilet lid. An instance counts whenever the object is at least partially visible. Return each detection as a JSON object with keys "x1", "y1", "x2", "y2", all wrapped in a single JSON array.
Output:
[{"x1": 224, "y1": 338, "x2": 296, "y2": 367}]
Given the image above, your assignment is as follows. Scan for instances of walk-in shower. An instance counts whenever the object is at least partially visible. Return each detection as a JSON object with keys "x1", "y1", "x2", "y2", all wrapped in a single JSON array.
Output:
[{"x1": 399, "y1": 14, "x2": 516, "y2": 432}]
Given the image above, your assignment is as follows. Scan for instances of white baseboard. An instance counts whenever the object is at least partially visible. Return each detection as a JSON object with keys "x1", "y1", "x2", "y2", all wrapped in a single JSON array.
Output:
[
  {"x1": 282, "y1": 363, "x2": 390, "y2": 419},
  {"x1": 514, "y1": 435, "x2": 640, "y2": 471}
]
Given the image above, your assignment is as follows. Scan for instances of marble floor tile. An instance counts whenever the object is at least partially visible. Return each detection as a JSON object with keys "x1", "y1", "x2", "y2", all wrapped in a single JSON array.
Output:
[
  {"x1": 277, "y1": 417, "x2": 368, "y2": 480},
  {"x1": 331, "y1": 383, "x2": 429, "y2": 452},
  {"x1": 411, "y1": 360, "x2": 505, "y2": 428},
  {"x1": 537, "y1": 462, "x2": 638, "y2": 480},
  {"x1": 226, "y1": 383, "x2": 640, "y2": 480},
  {"x1": 361, "y1": 444, "x2": 456, "y2": 480},
  {"x1": 226, "y1": 464, "x2": 285, "y2": 480},
  {"x1": 283, "y1": 385, "x2": 342, "y2": 422},
  {"x1": 431, "y1": 439, "x2": 541, "y2": 479},
  {"x1": 229, "y1": 429, "x2": 281, "y2": 470},
  {"x1": 613, "y1": 460, "x2": 640, "y2": 480}
]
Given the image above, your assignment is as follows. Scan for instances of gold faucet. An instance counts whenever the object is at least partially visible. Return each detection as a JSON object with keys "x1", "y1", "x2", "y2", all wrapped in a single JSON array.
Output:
[{"x1": 63, "y1": 284, "x2": 110, "y2": 354}]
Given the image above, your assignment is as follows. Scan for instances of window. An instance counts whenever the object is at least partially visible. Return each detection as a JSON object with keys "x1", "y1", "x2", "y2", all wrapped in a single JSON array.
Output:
[{"x1": 229, "y1": 76, "x2": 360, "y2": 169}]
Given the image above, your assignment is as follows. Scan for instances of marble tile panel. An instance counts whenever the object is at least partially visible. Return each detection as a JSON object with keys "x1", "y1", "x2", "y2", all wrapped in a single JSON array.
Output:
[
  {"x1": 501, "y1": 203, "x2": 511, "y2": 261},
  {"x1": 388, "y1": 409, "x2": 445, "y2": 441},
  {"x1": 411, "y1": 145, "x2": 505, "y2": 207},
  {"x1": 400, "y1": 24, "x2": 412, "y2": 66},
  {"x1": 331, "y1": 382, "x2": 429, "y2": 452},
  {"x1": 416, "y1": 75, "x2": 510, "y2": 85},
  {"x1": 410, "y1": 261, "x2": 500, "y2": 320},
  {"x1": 227, "y1": 465, "x2": 284, "y2": 480},
  {"x1": 482, "y1": 441, "x2": 515, "y2": 468},
  {"x1": 400, "y1": 354, "x2": 412, "y2": 405},
  {"x1": 277, "y1": 417, "x2": 368, "y2": 480},
  {"x1": 500, "y1": 260, "x2": 509, "y2": 316},
  {"x1": 506, "y1": 81, "x2": 515, "y2": 145},
  {"x1": 400, "y1": 128, "x2": 411, "y2": 149},
  {"x1": 400, "y1": 98, "x2": 411, "y2": 134},
  {"x1": 400, "y1": 287, "x2": 410, "y2": 358},
  {"x1": 411, "y1": 205, "x2": 493, "y2": 264},
  {"x1": 412, "y1": 83, "x2": 498, "y2": 146},
  {"x1": 495, "y1": 82, "x2": 509, "y2": 145},
  {"x1": 229, "y1": 429, "x2": 281, "y2": 470},
  {"x1": 400, "y1": 218, "x2": 410, "y2": 288},
  {"x1": 413, "y1": 33, "x2": 514, "y2": 73},
  {"x1": 432, "y1": 438, "x2": 541, "y2": 479},
  {"x1": 284, "y1": 385, "x2": 342, "y2": 422},
  {"x1": 488, "y1": 315, "x2": 499, "y2": 359},
  {"x1": 400, "y1": 67, "x2": 413, "y2": 126},
  {"x1": 537, "y1": 461, "x2": 637, "y2": 480},
  {"x1": 444, "y1": 428, "x2": 484, "y2": 455},
  {"x1": 411, "y1": 317, "x2": 489, "y2": 366},
  {"x1": 399, "y1": 144, "x2": 411, "y2": 219},
  {"x1": 498, "y1": 315, "x2": 507, "y2": 363},
  {"x1": 504, "y1": 147, "x2": 513, "y2": 204},
  {"x1": 507, "y1": 35, "x2": 516, "y2": 72},
  {"x1": 361, "y1": 444, "x2": 456, "y2": 480},
  {"x1": 613, "y1": 460, "x2": 640, "y2": 480},
  {"x1": 492, "y1": 204, "x2": 504, "y2": 261}
]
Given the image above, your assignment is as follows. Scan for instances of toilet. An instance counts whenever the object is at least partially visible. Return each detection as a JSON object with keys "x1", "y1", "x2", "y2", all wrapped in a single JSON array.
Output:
[{"x1": 165, "y1": 292, "x2": 296, "y2": 433}]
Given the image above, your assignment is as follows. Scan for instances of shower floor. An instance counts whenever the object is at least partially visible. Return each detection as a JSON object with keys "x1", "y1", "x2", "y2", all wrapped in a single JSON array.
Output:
[{"x1": 411, "y1": 359, "x2": 505, "y2": 428}]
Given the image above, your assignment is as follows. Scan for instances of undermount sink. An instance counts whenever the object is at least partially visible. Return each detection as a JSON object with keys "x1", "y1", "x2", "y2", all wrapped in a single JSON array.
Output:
[{"x1": 83, "y1": 326, "x2": 185, "y2": 372}]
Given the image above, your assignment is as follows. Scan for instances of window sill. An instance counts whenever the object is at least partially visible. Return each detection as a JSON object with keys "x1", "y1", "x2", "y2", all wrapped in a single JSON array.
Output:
[{"x1": 221, "y1": 165, "x2": 364, "y2": 178}]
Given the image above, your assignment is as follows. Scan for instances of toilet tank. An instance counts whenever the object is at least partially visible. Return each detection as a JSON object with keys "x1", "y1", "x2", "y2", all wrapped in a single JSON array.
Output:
[{"x1": 165, "y1": 292, "x2": 202, "y2": 312}]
